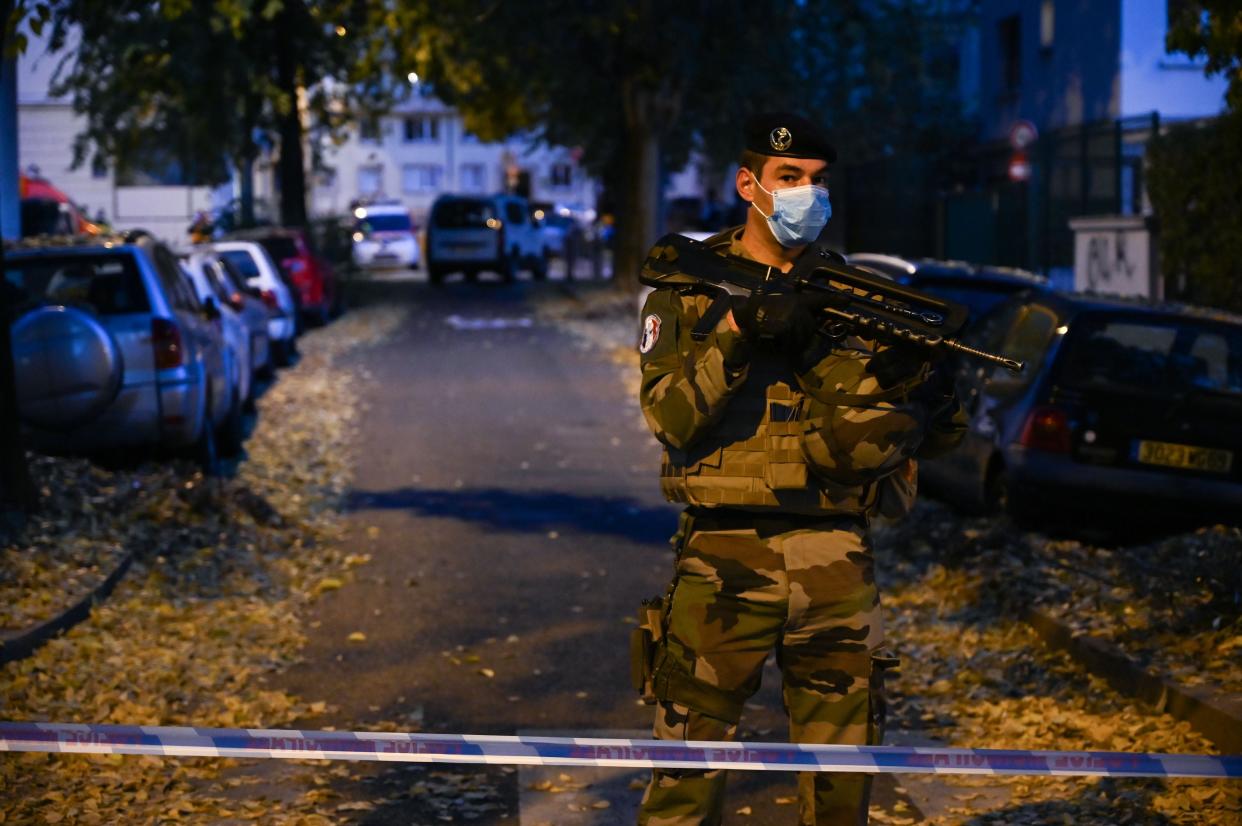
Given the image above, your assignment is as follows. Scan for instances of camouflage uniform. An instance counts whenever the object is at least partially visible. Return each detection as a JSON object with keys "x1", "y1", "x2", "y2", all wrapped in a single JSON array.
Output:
[{"x1": 636, "y1": 227, "x2": 965, "y2": 826}]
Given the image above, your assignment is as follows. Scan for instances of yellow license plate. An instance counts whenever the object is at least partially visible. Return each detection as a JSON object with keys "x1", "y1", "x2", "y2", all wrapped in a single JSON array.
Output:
[{"x1": 1136, "y1": 440, "x2": 1233, "y2": 473}]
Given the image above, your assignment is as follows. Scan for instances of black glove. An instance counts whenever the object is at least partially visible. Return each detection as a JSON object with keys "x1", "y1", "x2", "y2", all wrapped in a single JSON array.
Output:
[
  {"x1": 734, "y1": 292, "x2": 821, "y2": 349},
  {"x1": 867, "y1": 343, "x2": 938, "y2": 389}
]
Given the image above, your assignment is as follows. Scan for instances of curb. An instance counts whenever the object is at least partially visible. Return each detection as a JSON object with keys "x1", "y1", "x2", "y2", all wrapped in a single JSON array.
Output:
[
  {"x1": 1024, "y1": 607, "x2": 1242, "y2": 754},
  {"x1": 0, "y1": 550, "x2": 135, "y2": 666}
]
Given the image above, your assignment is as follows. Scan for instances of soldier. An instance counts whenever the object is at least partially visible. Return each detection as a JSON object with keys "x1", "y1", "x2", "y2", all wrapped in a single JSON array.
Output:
[{"x1": 634, "y1": 112, "x2": 966, "y2": 826}]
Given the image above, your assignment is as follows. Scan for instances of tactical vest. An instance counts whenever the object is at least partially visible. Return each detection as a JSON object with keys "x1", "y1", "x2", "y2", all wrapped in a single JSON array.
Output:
[{"x1": 659, "y1": 347, "x2": 885, "y2": 516}]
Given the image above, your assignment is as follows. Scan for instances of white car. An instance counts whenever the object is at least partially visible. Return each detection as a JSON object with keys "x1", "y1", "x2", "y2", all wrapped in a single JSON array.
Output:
[
  {"x1": 352, "y1": 201, "x2": 421, "y2": 269},
  {"x1": 181, "y1": 251, "x2": 253, "y2": 414},
  {"x1": 213, "y1": 240, "x2": 299, "y2": 366}
]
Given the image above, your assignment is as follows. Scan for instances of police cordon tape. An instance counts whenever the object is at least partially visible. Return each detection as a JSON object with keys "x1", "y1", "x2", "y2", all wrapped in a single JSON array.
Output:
[{"x1": 2, "y1": 722, "x2": 1240, "y2": 780}]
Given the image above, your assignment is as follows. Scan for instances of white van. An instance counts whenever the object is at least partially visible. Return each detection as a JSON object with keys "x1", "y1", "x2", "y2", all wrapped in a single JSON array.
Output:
[{"x1": 425, "y1": 194, "x2": 548, "y2": 285}]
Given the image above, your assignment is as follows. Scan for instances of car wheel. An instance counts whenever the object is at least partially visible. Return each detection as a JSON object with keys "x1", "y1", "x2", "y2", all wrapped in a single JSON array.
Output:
[
  {"x1": 195, "y1": 396, "x2": 222, "y2": 476},
  {"x1": 531, "y1": 249, "x2": 549, "y2": 281},
  {"x1": 984, "y1": 463, "x2": 1009, "y2": 515},
  {"x1": 217, "y1": 392, "x2": 245, "y2": 457},
  {"x1": 500, "y1": 254, "x2": 518, "y2": 284},
  {"x1": 428, "y1": 265, "x2": 445, "y2": 286},
  {"x1": 273, "y1": 337, "x2": 295, "y2": 367}
]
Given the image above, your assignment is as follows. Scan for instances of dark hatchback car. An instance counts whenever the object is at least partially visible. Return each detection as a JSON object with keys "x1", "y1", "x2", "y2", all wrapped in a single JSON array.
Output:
[
  {"x1": 921, "y1": 292, "x2": 1242, "y2": 529},
  {"x1": 847, "y1": 254, "x2": 1049, "y2": 329}
]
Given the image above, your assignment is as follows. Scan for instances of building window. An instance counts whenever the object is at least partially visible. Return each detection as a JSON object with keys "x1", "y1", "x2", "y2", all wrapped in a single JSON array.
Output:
[
  {"x1": 459, "y1": 163, "x2": 486, "y2": 192},
  {"x1": 998, "y1": 14, "x2": 1022, "y2": 94},
  {"x1": 403, "y1": 115, "x2": 440, "y2": 143},
  {"x1": 358, "y1": 165, "x2": 384, "y2": 197},
  {"x1": 402, "y1": 163, "x2": 443, "y2": 193},
  {"x1": 359, "y1": 116, "x2": 381, "y2": 143},
  {"x1": 1039, "y1": 1, "x2": 1054, "y2": 52},
  {"x1": 550, "y1": 163, "x2": 573, "y2": 189}
]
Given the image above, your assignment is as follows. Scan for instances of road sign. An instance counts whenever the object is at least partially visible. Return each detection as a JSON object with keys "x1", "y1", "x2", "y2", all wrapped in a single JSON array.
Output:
[{"x1": 1009, "y1": 120, "x2": 1038, "y2": 150}]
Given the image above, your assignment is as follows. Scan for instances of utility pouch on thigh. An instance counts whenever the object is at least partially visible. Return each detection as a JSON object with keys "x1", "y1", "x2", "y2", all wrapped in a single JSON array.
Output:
[
  {"x1": 868, "y1": 650, "x2": 901, "y2": 743},
  {"x1": 630, "y1": 596, "x2": 666, "y2": 703}
]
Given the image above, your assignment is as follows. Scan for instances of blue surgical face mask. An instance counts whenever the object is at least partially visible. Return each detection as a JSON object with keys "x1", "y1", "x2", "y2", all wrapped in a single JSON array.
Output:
[{"x1": 752, "y1": 177, "x2": 832, "y2": 247}]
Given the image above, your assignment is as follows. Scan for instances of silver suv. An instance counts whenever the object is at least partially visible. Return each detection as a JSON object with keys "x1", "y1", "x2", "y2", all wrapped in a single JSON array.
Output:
[
  {"x1": 425, "y1": 194, "x2": 549, "y2": 284},
  {"x1": 5, "y1": 233, "x2": 235, "y2": 469}
]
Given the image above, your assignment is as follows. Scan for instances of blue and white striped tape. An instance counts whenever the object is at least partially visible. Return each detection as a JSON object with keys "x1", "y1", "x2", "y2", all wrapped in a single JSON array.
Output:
[{"x1": 2, "y1": 722, "x2": 1239, "y2": 779}]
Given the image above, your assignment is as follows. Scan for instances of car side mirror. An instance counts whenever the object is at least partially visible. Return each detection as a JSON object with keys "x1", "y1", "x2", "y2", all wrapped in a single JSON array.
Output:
[{"x1": 203, "y1": 297, "x2": 222, "y2": 321}]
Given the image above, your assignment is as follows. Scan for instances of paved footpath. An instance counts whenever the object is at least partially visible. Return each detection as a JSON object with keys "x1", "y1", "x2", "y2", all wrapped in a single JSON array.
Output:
[{"x1": 271, "y1": 275, "x2": 919, "y2": 823}]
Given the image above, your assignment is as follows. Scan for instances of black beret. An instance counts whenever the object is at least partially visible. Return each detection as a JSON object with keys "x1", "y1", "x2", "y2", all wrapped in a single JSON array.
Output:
[{"x1": 744, "y1": 111, "x2": 837, "y2": 163}]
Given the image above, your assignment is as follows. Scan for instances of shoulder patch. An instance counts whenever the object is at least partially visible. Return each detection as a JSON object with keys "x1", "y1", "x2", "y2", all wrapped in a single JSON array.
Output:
[{"x1": 638, "y1": 313, "x2": 662, "y2": 354}]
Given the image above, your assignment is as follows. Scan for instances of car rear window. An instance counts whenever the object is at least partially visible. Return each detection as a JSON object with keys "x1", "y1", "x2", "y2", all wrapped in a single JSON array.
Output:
[
  {"x1": 219, "y1": 249, "x2": 262, "y2": 282},
  {"x1": 3, "y1": 252, "x2": 151, "y2": 315},
  {"x1": 358, "y1": 213, "x2": 412, "y2": 233},
  {"x1": 433, "y1": 200, "x2": 496, "y2": 228},
  {"x1": 1059, "y1": 314, "x2": 1242, "y2": 396},
  {"x1": 258, "y1": 237, "x2": 299, "y2": 263}
]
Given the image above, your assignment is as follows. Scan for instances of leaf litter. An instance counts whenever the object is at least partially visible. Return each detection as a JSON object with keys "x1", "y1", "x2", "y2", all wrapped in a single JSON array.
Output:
[
  {"x1": 0, "y1": 305, "x2": 458, "y2": 825},
  {"x1": 538, "y1": 290, "x2": 1241, "y2": 823},
  {"x1": 870, "y1": 499, "x2": 1241, "y2": 823}
]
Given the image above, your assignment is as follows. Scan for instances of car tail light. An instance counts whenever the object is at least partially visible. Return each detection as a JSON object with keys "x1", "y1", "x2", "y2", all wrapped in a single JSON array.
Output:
[
  {"x1": 151, "y1": 318, "x2": 184, "y2": 369},
  {"x1": 1019, "y1": 405, "x2": 1071, "y2": 453},
  {"x1": 260, "y1": 289, "x2": 279, "y2": 309},
  {"x1": 227, "y1": 291, "x2": 245, "y2": 311}
]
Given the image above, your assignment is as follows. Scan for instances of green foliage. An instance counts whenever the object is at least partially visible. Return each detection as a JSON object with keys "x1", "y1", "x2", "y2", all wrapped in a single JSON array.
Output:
[
  {"x1": 34, "y1": 1, "x2": 388, "y2": 219},
  {"x1": 382, "y1": 0, "x2": 970, "y2": 286},
  {"x1": 1167, "y1": 0, "x2": 1242, "y2": 111},
  {"x1": 3, "y1": 1, "x2": 52, "y2": 57},
  {"x1": 1146, "y1": 111, "x2": 1242, "y2": 312}
]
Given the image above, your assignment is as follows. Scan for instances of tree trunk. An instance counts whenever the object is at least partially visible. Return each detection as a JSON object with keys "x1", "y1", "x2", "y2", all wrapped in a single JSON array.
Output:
[
  {"x1": 614, "y1": 124, "x2": 661, "y2": 292},
  {"x1": 273, "y1": 7, "x2": 308, "y2": 228}
]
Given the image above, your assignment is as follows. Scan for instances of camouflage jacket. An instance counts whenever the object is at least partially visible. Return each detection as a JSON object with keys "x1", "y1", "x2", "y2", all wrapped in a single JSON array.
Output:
[{"x1": 638, "y1": 227, "x2": 966, "y2": 518}]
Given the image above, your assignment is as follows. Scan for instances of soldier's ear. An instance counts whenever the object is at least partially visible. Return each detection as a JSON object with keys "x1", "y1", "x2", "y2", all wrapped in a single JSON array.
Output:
[{"x1": 735, "y1": 166, "x2": 756, "y2": 204}]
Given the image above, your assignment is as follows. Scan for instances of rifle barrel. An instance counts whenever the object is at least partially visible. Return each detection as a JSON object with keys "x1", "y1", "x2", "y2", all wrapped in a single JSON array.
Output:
[{"x1": 941, "y1": 339, "x2": 1025, "y2": 374}]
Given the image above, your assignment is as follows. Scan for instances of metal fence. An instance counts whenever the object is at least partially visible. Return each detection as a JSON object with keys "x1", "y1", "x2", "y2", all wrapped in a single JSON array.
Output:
[{"x1": 837, "y1": 112, "x2": 1178, "y2": 280}]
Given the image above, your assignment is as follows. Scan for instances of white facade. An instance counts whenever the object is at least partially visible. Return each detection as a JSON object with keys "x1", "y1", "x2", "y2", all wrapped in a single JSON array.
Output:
[
  {"x1": 16, "y1": 25, "x2": 227, "y2": 241},
  {"x1": 311, "y1": 91, "x2": 596, "y2": 225},
  {"x1": 1120, "y1": 0, "x2": 1228, "y2": 119}
]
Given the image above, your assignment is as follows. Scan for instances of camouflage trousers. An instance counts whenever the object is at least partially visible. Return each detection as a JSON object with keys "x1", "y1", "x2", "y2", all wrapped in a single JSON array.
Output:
[{"x1": 638, "y1": 510, "x2": 885, "y2": 826}]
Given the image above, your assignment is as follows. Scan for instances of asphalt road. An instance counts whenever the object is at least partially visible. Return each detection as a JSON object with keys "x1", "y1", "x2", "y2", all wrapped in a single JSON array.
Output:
[{"x1": 276, "y1": 274, "x2": 918, "y2": 824}]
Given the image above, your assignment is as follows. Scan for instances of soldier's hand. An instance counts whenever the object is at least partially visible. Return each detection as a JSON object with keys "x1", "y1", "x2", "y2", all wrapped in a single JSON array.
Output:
[
  {"x1": 734, "y1": 293, "x2": 819, "y2": 348},
  {"x1": 867, "y1": 343, "x2": 935, "y2": 389}
]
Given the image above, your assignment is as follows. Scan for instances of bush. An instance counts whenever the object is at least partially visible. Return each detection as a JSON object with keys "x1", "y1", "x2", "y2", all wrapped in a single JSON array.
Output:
[{"x1": 1146, "y1": 112, "x2": 1242, "y2": 312}]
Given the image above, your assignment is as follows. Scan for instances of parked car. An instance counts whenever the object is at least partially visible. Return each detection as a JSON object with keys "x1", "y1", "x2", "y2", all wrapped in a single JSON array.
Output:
[
  {"x1": 351, "y1": 200, "x2": 420, "y2": 270},
  {"x1": 920, "y1": 291, "x2": 1242, "y2": 530},
  {"x1": 847, "y1": 254, "x2": 1049, "y2": 326},
  {"x1": 228, "y1": 227, "x2": 339, "y2": 324},
  {"x1": 5, "y1": 232, "x2": 236, "y2": 468},
  {"x1": 207, "y1": 252, "x2": 274, "y2": 379},
  {"x1": 212, "y1": 240, "x2": 299, "y2": 366},
  {"x1": 181, "y1": 251, "x2": 258, "y2": 420},
  {"x1": 425, "y1": 193, "x2": 548, "y2": 284}
]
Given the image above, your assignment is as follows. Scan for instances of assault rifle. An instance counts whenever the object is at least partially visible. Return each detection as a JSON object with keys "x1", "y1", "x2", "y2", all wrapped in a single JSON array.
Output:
[{"x1": 639, "y1": 233, "x2": 1025, "y2": 373}]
